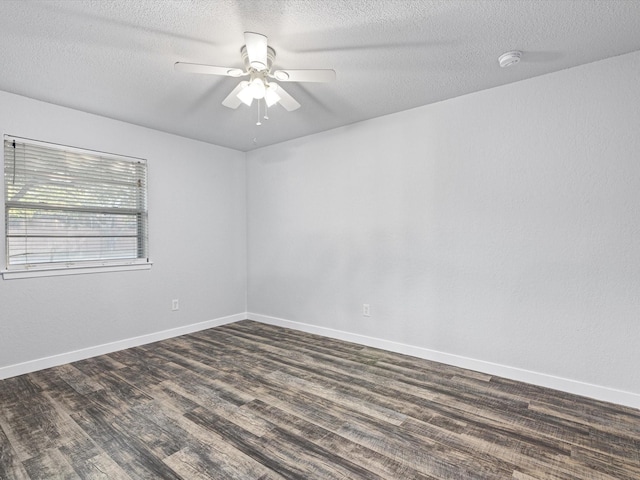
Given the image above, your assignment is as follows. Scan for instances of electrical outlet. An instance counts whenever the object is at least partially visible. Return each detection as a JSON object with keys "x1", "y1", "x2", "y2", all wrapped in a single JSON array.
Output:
[
  {"x1": 363, "y1": 304, "x2": 370, "y2": 317},
  {"x1": 171, "y1": 299, "x2": 179, "y2": 311}
]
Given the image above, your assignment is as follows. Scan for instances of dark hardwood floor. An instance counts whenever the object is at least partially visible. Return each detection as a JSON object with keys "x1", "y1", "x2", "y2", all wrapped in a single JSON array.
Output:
[{"x1": 1, "y1": 320, "x2": 639, "y2": 479}]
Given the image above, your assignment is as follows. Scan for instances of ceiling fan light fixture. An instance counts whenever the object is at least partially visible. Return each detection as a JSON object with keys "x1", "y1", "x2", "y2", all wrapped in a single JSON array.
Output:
[
  {"x1": 237, "y1": 82, "x2": 254, "y2": 106},
  {"x1": 265, "y1": 84, "x2": 281, "y2": 107},
  {"x1": 249, "y1": 77, "x2": 266, "y2": 99}
]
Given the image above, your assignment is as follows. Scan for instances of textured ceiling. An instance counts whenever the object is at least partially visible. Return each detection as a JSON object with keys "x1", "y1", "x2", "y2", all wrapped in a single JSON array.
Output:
[{"x1": 1, "y1": 0, "x2": 640, "y2": 152}]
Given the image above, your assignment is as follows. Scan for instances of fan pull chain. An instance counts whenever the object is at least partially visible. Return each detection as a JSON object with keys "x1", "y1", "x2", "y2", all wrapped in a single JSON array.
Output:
[
  {"x1": 264, "y1": 101, "x2": 269, "y2": 120},
  {"x1": 256, "y1": 100, "x2": 262, "y2": 126}
]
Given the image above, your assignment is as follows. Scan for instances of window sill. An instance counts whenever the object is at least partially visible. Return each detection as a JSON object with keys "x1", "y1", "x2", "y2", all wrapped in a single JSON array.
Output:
[{"x1": 1, "y1": 262, "x2": 152, "y2": 280}]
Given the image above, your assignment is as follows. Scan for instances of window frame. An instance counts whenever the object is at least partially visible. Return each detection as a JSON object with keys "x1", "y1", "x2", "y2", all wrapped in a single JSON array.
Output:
[{"x1": 2, "y1": 135, "x2": 152, "y2": 279}]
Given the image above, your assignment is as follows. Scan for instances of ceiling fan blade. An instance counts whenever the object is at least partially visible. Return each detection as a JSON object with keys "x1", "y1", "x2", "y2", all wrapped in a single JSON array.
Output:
[
  {"x1": 175, "y1": 62, "x2": 245, "y2": 77},
  {"x1": 222, "y1": 81, "x2": 249, "y2": 109},
  {"x1": 274, "y1": 84, "x2": 300, "y2": 111},
  {"x1": 273, "y1": 69, "x2": 336, "y2": 83},
  {"x1": 244, "y1": 32, "x2": 268, "y2": 71}
]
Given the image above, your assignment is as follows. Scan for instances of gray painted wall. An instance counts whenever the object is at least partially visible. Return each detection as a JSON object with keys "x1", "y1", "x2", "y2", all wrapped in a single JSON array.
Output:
[
  {"x1": 247, "y1": 50, "x2": 640, "y2": 397},
  {"x1": 0, "y1": 91, "x2": 247, "y2": 369}
]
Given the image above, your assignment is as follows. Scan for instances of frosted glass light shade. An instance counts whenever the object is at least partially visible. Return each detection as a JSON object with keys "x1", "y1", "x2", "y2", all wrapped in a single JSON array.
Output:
[
  {"x1": 265, "y1": 84, "x2": 281, "y2": 107},
  {"x1": 237, "y1": 83, "x2": 254, "y2": 106},
  {"x1": 249, "y1": 78, "x2": 266, "y2": 99}
]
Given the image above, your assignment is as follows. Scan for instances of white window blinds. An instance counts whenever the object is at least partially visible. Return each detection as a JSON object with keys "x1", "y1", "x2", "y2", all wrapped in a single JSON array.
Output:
[{"x1": 4, "y1": 136, "x2": 149, "y2": 272}]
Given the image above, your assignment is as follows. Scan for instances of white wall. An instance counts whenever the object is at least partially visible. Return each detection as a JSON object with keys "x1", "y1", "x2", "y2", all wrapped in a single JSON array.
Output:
[
  {"x1": 0, "y1": 91, "x2": 247, "y2": 373},
  {"x1": 247, "y1": 50, "x2": 640, "y2": 405}
]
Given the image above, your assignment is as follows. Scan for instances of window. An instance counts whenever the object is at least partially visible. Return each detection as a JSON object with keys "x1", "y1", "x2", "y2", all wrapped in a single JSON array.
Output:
[{"x1": 3, "y1": 136, "x2": 150, "y2": 278}]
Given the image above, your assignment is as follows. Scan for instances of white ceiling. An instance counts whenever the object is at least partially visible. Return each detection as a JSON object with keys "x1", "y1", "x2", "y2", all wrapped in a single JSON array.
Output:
[{"x1": 1, "y1": 0, "x2": 639, "y2": 152}]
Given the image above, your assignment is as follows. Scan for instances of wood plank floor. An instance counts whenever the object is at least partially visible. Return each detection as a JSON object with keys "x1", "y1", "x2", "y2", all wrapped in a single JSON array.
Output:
[{"x1": 1, "y1": 320, "x2": 639, "y2": 479}]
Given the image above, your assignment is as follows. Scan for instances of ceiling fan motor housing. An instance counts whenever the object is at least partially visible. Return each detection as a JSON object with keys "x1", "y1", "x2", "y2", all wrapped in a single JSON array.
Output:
[{"x1": 241, "y1": 45, "x2": 276, "y2": 72}]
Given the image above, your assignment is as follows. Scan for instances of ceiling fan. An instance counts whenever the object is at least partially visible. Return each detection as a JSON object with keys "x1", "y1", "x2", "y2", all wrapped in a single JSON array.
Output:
[{"x1": 175, "y1": 32, "x2": 336, "y2": 113}]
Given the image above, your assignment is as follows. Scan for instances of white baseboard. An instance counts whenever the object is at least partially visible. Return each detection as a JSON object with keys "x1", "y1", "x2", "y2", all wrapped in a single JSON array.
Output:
[
  {"x1": 4, "y1": 311, "x2": 638, "y2": 410},
  {"x1": 0, "y1": 312, "x2": 246, "y2": 380},
  {"x1": 248, "y1": 312, "x2": 640, "y2": 410}
]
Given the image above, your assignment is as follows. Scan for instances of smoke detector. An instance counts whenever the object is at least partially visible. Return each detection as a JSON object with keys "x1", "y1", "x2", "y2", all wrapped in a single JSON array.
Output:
[{"x1": 498, "y1": 50, "x2": 522, "y2": 68}]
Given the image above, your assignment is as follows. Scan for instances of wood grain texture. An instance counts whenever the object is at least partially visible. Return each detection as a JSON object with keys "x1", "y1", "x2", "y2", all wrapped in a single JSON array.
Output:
[{"x1": 0, "y1": 320, "x2": 638, "y2": 479}]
